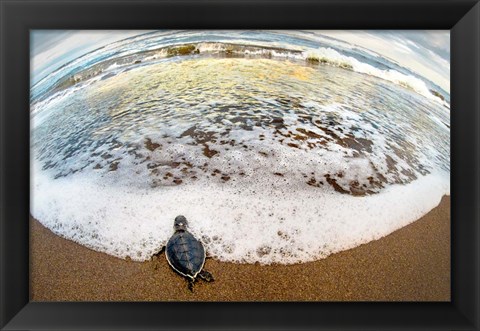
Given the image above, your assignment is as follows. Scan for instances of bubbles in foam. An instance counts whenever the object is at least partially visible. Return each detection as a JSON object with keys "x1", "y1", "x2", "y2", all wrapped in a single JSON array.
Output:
[{"x1": 31, "y1": 160, "x2": 449, "y2": 264}]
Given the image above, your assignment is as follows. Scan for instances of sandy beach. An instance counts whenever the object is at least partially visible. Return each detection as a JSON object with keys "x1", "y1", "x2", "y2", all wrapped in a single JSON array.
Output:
[{"x1": 30, "y1": 196, "x2": 450, "y2": 301}]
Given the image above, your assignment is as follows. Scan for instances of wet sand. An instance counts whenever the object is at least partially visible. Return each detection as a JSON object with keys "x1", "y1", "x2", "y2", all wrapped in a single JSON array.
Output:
[{"x1": 30, "y1": 196, "x2": 450, "y2": 301}]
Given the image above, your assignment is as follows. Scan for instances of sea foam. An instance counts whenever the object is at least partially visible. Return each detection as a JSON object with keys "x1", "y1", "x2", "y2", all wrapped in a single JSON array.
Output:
[{"x1": 31, "y1": 156, "x2": 449, "y2": 264}]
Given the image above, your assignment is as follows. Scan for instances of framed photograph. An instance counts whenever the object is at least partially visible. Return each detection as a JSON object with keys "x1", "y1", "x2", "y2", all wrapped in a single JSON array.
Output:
[{"x1": 1, "y1": 0, "x2": 479, "y2": 330}]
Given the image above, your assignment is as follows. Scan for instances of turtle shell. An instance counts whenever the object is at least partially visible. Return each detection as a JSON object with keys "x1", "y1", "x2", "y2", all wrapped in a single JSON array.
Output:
[{"x1": 166, "y1": 230, "x2": 205, "y2": 279}]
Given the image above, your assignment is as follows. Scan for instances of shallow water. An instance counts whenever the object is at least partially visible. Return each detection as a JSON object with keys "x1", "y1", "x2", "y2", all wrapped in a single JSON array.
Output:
[{"x1": 31, "y1": 32, "x2": 450, "y2": 264}]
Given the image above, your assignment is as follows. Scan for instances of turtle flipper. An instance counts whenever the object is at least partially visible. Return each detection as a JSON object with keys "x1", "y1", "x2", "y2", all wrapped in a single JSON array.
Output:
[
  {"x1": 188, "y1": 278, "x2": 195, "y2": 292},
  {"x1": 199, "y1": 270, "x2": 214, "y2": 282}
]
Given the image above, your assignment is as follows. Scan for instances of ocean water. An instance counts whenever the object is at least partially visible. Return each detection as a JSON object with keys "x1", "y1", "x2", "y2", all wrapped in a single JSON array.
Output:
[{"x1": 30, "y1": 31, "x2": 450, "y2": 264}]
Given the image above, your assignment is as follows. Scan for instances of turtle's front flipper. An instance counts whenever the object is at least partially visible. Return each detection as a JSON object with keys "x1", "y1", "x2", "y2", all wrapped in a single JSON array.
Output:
[{"x1": 199, "y1": 270, "x2": 214, "y2": 282}]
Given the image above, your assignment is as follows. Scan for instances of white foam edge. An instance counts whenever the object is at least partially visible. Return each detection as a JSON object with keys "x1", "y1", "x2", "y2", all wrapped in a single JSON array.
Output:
[{"x1": 31, "y1": 157, "x2": 450, "y2": 264}]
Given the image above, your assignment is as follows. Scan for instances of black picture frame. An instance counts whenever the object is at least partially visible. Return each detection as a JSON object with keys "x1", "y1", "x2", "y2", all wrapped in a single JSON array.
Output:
[{"x1": 1, "y1": 0, "x2": 479, "y2": 330}]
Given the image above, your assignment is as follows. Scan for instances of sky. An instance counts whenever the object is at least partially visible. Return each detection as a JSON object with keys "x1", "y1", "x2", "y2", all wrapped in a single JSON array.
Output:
[{"x1": 30, "y1": 30, "x2": 450, "y2": 93}]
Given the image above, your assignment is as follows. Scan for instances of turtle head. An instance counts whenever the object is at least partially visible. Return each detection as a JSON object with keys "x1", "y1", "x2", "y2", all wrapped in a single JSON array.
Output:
[{"x1": 174, "y1": 215, "x2": 188, "y2": 231}]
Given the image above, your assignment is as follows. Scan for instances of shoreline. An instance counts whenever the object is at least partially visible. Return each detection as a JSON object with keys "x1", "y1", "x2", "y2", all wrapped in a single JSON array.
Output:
[{"x1": 30, "y1": 196, "x2": 450, "y2": 301}]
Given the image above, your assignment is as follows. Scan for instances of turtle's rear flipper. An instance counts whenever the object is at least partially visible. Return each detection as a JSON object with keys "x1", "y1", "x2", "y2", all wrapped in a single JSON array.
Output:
[
  {"x1": 199, "y1": 270, "x2": 214, "y2": 282},
  {"x1": 188, "y1": 279, "x2": 195, "y2": 292}
]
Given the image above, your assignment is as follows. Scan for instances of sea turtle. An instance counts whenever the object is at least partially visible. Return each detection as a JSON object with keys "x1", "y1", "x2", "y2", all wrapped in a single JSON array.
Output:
[{"x1": 165, "y1": 215, "x2": 214, "y2": 291}]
